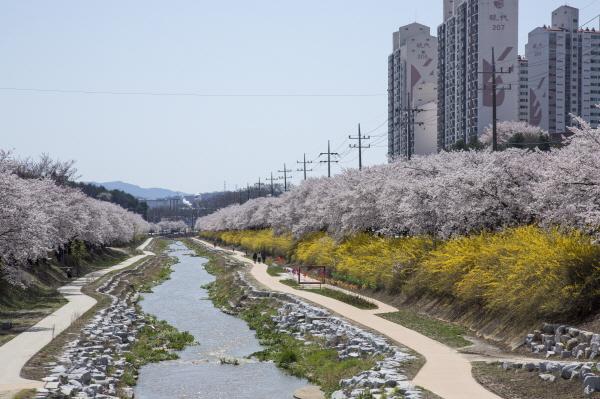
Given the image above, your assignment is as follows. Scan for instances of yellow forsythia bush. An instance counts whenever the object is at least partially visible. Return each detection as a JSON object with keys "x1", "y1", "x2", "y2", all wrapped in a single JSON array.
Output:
[
  {"x1": 334, "y1": 233, "x2": 433, "y2": 290},
  {"x1": 201, "y1": 226, "x2": 600, "y2": 320},
  {"x1": 294, "y1": 232, "x2": 337, "y2": 268},
  {"x1": 201, "y1": 229, "x2": 293, "y2": 257},
  {"x1": 418, "y1": 226, "x2": 600, "y2": 320}
]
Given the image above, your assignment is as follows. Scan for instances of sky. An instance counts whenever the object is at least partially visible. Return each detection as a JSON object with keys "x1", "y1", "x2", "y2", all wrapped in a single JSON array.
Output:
[{"x1": 3, "y1": 0, "x2": 600, "y2": 194}]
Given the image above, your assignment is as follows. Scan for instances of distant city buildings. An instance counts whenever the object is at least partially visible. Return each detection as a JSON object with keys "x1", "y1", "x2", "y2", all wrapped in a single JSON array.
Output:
[
  {"x1": 387, "y1": 23, "x2": 438, "y2": 160},
  {"x1": 387, "y1": 1, "x2": 600, "y2": 158},
  {"x1": 143, "y1": 197, "x2": 184, "y2": 210},
  {"x1": 526, "y1": 5, "x2": 600, "y2": 133}
]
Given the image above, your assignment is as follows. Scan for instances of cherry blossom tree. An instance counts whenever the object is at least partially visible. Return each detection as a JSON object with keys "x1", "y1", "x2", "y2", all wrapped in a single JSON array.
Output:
[
  {"x1": 481, "y1": 121, "x2": 550, "y2": 150},
  {"x1": 196, "y1": 120, "x2": 600, "y2": 243},
  {"x1": 0, "y1": 152, "x2": 150, "y2": 286}
]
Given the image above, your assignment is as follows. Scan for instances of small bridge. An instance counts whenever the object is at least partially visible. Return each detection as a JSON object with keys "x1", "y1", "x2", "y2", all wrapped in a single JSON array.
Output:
[{"x1": 156, "y1": 232, "x2": 197, "y2": 239}]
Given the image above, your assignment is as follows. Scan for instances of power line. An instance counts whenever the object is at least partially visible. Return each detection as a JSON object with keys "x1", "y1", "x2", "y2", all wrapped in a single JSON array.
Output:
[
  {"x1": 0, "y1": 87, "x2": 386, "y2": 98},
  {"x1": 363, "y1": 119, "x2": 388, "y2": 135}
]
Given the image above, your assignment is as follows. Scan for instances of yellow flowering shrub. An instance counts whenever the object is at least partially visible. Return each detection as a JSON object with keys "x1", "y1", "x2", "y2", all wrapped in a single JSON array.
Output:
[
  {"x1": 239, "y1": 229, "x2": 293, "y2": 257},
  {"x1": 201, "y1": 226, "x2": 600, "y2": 320},
  {"x1": 419, "y1": 226, "x2": 600, "y2": 319},
  {"x1": 335, "y1": 233, "x2": 433, "y2": 290},
  {"x1": 294, "y1": 232, "x2": 337, "y2": 267},
  {"x1": 199, "y1": 229, "x2": 293, "y2": 257}
]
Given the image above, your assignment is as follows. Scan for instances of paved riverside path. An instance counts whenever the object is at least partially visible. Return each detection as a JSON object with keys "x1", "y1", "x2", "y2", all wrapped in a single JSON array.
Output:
[
  {"x1": 193, "y1": 239, "x2": 501, "y2": 399},
  {"x1": 0, "y1": 238, "x2": 154, "y2": 394}
]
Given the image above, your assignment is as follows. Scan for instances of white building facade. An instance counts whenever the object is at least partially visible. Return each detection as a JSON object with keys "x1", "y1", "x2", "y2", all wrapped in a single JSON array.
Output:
[
  {"x1": 388, "y1": 23, "x2": 438, "y2": 161},
  {"x1": 526, "y1": 6, "x2": 600, "y2": 133},
  {"x1": 437, "y1": 0, "x2": 520, "y2": 149}
]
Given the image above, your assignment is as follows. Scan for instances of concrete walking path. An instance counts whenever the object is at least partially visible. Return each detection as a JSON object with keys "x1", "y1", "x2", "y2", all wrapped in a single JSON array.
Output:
[
  {"x1": 0, "y1": 238, "x2": 154, "y2": 394},
  {"x1": 194, "y1": 239, "x2": 501, "y2": 399}
]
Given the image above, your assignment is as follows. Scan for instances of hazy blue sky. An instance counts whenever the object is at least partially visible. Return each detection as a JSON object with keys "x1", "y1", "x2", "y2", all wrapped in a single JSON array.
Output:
[{"x1": 2, "y1": 0, "x2": 600, "y2": 193}]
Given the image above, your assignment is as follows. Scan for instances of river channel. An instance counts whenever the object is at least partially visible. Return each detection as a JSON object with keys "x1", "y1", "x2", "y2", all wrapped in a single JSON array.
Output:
[{"x1": 134, "y1": 241, "x2": 309, "y2": 398}]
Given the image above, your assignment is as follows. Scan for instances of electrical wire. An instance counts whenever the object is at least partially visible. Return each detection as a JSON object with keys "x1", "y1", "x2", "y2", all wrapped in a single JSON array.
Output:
[{"x1": 0, "y1": 87, "x2": 386, "y2": 98}]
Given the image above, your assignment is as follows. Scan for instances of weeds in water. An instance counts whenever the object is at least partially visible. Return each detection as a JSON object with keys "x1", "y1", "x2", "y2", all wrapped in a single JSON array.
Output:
[
  {"x1": 219, "y1": 357, "x2": 240, "y2": 365},
  {"x1": 125, "y1": 316, "x2": 195, "y2": 368}
]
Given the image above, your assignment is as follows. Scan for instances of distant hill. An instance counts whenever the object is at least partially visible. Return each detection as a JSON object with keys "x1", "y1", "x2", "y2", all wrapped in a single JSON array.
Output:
[{"x1": 94, "y1": 181, "x2": 190, "y2": 200}]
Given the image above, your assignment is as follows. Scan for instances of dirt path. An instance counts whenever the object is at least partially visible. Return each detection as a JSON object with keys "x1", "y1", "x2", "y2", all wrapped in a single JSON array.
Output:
[
  {"x1": 0, "y1": 238, "x2": 154, "y2": 395},
  {"x1": 194, "y1": 239, "x2": 501, "y2": 399}
]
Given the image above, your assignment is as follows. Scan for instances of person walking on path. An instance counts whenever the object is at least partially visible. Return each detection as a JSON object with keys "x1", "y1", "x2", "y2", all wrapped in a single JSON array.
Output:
[{"x1": 252, "y1": 253, "x2": 257, "y2": 263}]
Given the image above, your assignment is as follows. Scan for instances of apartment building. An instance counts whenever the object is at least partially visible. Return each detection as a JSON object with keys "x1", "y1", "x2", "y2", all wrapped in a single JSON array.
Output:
[
  {"x1": 437, "y1": 0, "x2": 520, "y2": 149},
  {"x1": 526, "y1": 5, "x2": 600, "y2": 133},
  {"x1": 388, "y1": 23, "x2": 438, "y2": 161}
]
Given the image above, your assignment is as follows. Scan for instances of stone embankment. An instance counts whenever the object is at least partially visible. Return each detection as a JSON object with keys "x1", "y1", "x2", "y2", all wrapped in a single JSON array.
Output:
[
  {"x1": 236, "y1": 270, "x2": 423, "y2": 399},
  {"x1": 520, "y1": 323, "x2": 600, "y2": 394},
  {"x1": 34, "y1": 264, "x2": 144, "y2": 399}
]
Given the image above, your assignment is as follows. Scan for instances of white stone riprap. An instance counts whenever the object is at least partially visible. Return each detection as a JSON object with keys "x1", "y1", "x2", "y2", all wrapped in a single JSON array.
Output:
[
  {"x1": 236, "y1": 268, "x2": 422, "y2": 399},
  {"x1": 34, "y1": 266, "x2": 144, "y2": 399},
  {"x1": 518, "y1": 323, "x2": 600, "y2": 395}
]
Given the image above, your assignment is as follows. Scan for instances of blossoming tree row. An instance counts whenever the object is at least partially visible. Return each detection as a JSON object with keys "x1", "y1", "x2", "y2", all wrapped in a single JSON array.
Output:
[
  {"x1": 0, "y1": 153, "x2": 151, "y2": 285},
  {"x1": 196, "y1": 119, "x2": 600, "y2": 240}
]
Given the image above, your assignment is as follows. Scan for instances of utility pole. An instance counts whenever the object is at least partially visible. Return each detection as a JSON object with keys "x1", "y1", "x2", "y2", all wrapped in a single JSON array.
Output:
[
  {"x1": 255, "y1": 178, "x2": 263, "y2": 197},
  {"x1": 246, "y1": 183, "x2": 250, "y2": 201},
  {"x1": 479, "y1": 47, "x2": 512, "y2": 151},
  {"x1": 402, "y1": 93, "x2": 425, "y2": 161},
  {"x1": 265, "y1": 172, "x2": 278, "y2": 196},
  {"x1": 349, "y1": 123, "x2": 371, "y2": 170},
  {"x1": 296, "y1": 153, "x2": 313, "y2": 180},
  {"x1": 319, "y1": 140, "x2": 339, "y2": 178},
  {"x1": 278, "y1": 163, "x2": 293, "y2": 192}
]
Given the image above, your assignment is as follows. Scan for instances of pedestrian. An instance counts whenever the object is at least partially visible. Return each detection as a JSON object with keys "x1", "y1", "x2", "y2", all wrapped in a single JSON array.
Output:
[
  {"x1": 258, "y1": 252, "x2": 263, "y2": 263},
  {"x1": 252, "y1": 253, "x2": 257, "y2": 263}
]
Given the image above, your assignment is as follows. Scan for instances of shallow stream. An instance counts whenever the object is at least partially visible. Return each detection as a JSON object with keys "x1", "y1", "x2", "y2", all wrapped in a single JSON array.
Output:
[{"x1": 134, "y1": 241, "x2": 308, "y2": 399}]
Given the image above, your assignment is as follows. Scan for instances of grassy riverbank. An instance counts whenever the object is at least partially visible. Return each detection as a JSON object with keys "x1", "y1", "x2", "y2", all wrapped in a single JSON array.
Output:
[
  {"x1": 380, "y1": 309, "x2": 471, "y2": 348},
  {"x1": 241, "y1": 300, "x2": 377, "y2": 395},
  {"x1": 22, "y1": 238, "x2": 194, "y2": 394},
  {"x1": 0, "y1": 248, "x2": 130, "y2": 348},
  {"x1": 183, "y1": 239, "x2": 403, "y2": 397},
  {"x1": 279, "y1": 279, "x2": 377, "y2": 310}
]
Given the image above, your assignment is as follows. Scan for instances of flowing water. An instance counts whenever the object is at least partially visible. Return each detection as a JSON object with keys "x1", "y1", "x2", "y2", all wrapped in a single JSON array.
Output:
[{"x1": 135, "y1": 242, "x2": 309, "y2": 399}]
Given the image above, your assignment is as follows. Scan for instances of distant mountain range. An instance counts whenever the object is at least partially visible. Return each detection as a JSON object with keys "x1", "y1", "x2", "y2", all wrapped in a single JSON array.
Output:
[{"x1": 93, "y1": 181, "x2": 191, "y2": 200}]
